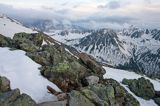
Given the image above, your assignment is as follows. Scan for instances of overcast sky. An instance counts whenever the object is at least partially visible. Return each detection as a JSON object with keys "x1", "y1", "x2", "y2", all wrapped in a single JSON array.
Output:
[{"x1": 0, "y1": 0, "x2": 160, "y2": 29}]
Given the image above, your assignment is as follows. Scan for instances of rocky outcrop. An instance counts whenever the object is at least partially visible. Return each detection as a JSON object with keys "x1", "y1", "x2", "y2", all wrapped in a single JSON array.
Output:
[
  {"x1": 27, "y1": 44, "x2": 106, "y2": 92},
  {"x1": 69, "y1": 90, "x2": 95, "y2": 106},
  {"x1": 0, "y1": 76, "x2": 36, "y2": 106},
  {"x1": 0, "y1": 34, "x2": 13, "y2": 47},
  {"x1": 38, "y1": 100, "x2": 67, "y2": 106},
  {"x1": 122, "y1": 77, "x2": 155, "y2": 100},
  {"x1": 0, "y1": 33, "x2": 140, "y2": 106},
  {"x1": 13, "y1": 32, "x2": 43, "y2": 52},
  {"x1": 79, "y1": 53, "x2": 106, "y2": 78},
  {"x1": 69, "y1": 79, "x2": 139, "y2": 106},
  {"x1": 0, "y1": 76, "x2": 11, "y2": 92}
]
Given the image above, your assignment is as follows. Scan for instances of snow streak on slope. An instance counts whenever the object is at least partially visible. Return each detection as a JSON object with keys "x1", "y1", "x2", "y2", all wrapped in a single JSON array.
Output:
[
  {"x1": 103, "y1": 66, "x2": 160, "y2": 106},
  {"x1": 0, "y1": 15, "x2": 36, "y2": 38},
  {"x1": 0, "y1": 47, "x2": 60, "y2": 103}
]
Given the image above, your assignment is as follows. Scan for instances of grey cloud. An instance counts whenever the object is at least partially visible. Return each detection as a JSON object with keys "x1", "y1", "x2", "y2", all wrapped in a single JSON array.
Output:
[
  {"x1": 144, "y1": 0, "x2": 151, "y2": 4},
  {"x1": 41, "y1": 6, "x2": 54, "y2": 10},
  {"x1": 98, "y1": 1, "x2": 121, "y2": 9},
  {"x1": 61, "y1": 2, "x2": 68, "y2": 6},
  {"x1": 107, "y1": 1, "x2": 121, "y2": 9},
  {"x1": 0, "y1": 2, "x2": 160, "y2": 29}
]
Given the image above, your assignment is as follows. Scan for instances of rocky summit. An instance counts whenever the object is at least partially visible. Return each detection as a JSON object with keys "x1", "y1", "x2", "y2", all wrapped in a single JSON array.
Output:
[{"x1": 0, "y1": 32, "x2": 140, "y2": 106}]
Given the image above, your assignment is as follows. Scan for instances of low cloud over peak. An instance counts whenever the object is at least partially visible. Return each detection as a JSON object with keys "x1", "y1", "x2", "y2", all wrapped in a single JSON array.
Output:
[{"x1": 0, "y1": 0, "x2": 160, "y2": 29}]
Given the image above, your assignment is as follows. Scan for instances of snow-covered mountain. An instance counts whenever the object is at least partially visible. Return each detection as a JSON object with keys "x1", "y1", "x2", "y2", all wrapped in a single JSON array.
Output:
[
  {"x1": 118, "y1": 27, "x2": 160, "y2": 78},
  {"x1": 74, "y1": 29, "x2": 131, "y2": 66},
  {"x1": 48, "y1": 27, "x2": 160, "y2": 78},
  {"x1": 1, "y1": 14, "x2": 160, "y2": 106}
]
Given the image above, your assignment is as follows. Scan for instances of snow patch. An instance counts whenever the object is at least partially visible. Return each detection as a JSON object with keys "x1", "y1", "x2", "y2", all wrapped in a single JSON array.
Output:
[
  {"x1": 0, "y1": 16, "x2": 36, "y2": 38},
  {"x1": 103, "y1": 66, "x2": 160, "y2": 106},
  {"x1": 0, "y1": 47, "x2": 61, "y2": 103}
]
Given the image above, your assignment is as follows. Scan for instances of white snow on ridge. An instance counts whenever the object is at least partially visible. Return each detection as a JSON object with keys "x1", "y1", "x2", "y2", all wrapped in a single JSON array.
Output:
[
  {"x1": 0, "y1": 47, "x2": 61, "y2": 103},
  {"x1": 0, "y1": 16, "x2": 36, "y2": 38},
  {"x1": 51, "y1": 32, "x2": 90, "y2": 43},
  {"x1": 103, "y1": 66, "x2": 160, "y2": 106}
]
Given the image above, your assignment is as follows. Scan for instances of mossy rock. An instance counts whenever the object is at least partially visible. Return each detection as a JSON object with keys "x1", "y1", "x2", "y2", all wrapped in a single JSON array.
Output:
[
  {"x1": 0, "y1": 76, "x2": 11, "y2": 93},
  {"x1": 13, "y1": 32, "x2": 43, "y2": 52},
  {"x1": 81, "y1": 88, "x2": 109, "y2": 106},
  {"x1": 0, "y1": 89, "x2": 20, "y2": 106},
  {"x1": 12, "y1": 94, "x2": 36, "y2": 106},
  {"x1": 56, "y1": 63, "x2": 70, "y2": 72},
  {"x1": 40, "y1": 60, "x2": 88, "y2": 92},
  {"x1": 124, "y1": 93, "x2": 140, "y2": 106},
  {"x1": 122, "y1": 77, "x2": 155, "y2": 100},
  {"x1": 69, "y1": 90, "x2": 95, "y2": 106}
]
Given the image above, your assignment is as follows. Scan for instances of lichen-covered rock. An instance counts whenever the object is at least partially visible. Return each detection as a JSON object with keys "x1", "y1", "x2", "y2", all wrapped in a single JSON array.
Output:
[
  {"x1": 13, "y1": 32, "x2": 43, "y2": 52},
  {"x1": 69, "y1": 90, "x2": 95, "y2": 106},
  {"x1": 68, "y1": 79, "x2": 140, "y2": 106},
  {"x1": 12, "y1": 94, "x2": 36, "y2": 106},
  {"x1": 81, "y1": 88, "x2": 109, "y2": 106},
  {"x1": 0, "y1": 89, "x2": 20, "y2": 106},
  {"x1": 28, "y1": 45, "x2": 98, "y2": 92},
  {"x1": 0, "y1": 76, "x2": 11, "y2": 92},
  {"x1": 0, "y1": 32, "x2": 140, "y2": 106},
  {"x1": 103, "y1": 79, "x2": 140, "y2": 106},
  {"x1": 0, "y1": 76, "x2": 37, "y2": 106},
  {"x1": 122, "y1": 77, "x2": 155, "y2": 100},
  {"x1": 0, "y1": 34, "x2": 13, "y2": 47},
  {"x1": 38, "y1": 100, "x2": 67, "y2": 106},
  {"x1": 40, "y1": 62, "x2": 86, "y2": 92}
]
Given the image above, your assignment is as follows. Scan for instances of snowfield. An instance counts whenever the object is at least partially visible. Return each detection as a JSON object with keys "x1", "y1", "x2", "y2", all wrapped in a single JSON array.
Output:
[
  {"x1": 103, "y1": 66, "x2": 160, "y2": 106},
  {"x1": 0, "y1": 47, "x2": 60, "y2": 103},
  {"x1": 0, "y1": 15, "x2": 36, "y2": 38}
]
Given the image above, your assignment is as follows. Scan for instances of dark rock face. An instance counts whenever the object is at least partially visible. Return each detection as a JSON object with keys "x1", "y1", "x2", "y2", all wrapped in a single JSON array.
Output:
[
  {"x1": 122, "y1": 77, "x2": 155, "y2": 100},
  {"x1": 0, "y1": 34, "x2": 13, "y2": 47},
  {"x1": 79, "y1": 53, "x2": 106, "y2": 78},
  {"x1": 154, "y1": 98, "x2": 160, "y2": 106},
  {"x1": 0, "y1": 76, "x2": 36, "y2": 106}
]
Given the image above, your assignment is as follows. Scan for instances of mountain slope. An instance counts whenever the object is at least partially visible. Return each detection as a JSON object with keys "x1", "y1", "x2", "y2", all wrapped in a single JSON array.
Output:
[
  {"x1": 118, "y1": 27, "x2": 160, "y2": 78},
  {"x1": 0, "y1": 14, "x2": 36, "y2": 38},
  {"x1": 0, "y1": 15, "x2": 61, "y2": 103},
  {"x1": 74, "y1": 29, "x2": 131, "y2": 65},
  {"x1": 50, "y1": 27, "x2": 160, "y2": 78}
]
